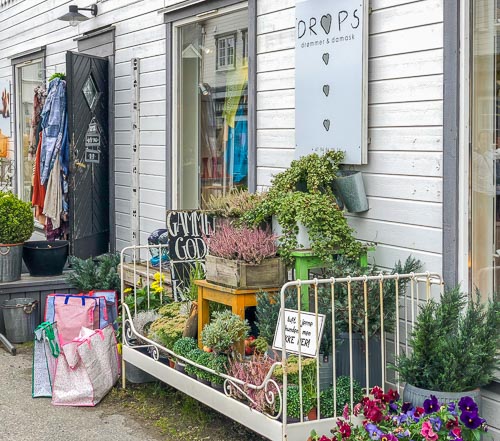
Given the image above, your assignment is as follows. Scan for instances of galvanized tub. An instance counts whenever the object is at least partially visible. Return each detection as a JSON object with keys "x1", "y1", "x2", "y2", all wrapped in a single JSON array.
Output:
[
  {"x1": 0, "y1": 244, "x2": 23, "y2": 283},
  {"x1": 1, "y1": 298, "x2": 38, "y2": 343}
]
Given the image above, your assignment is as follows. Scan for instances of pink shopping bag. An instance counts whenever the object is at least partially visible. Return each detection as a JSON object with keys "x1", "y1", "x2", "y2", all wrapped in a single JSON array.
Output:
[
  {"x1": 52, "y1": 325, "x2": 120, "y2": 407},
  {"x1": 54, "y1": 295, "x2": 99, "y2": 345}
]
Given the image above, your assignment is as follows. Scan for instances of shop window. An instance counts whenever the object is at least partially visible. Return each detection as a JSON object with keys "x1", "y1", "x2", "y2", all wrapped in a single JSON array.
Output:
[
  {"x1": 174, "y1": 7, "x2": 249, "y2": 209},
  {"x1": 216, "y1": 34, "x2": 236, "y2": 71},
  {"x1": 15, "y1": 59, "x2": 44, "y2": 203}
]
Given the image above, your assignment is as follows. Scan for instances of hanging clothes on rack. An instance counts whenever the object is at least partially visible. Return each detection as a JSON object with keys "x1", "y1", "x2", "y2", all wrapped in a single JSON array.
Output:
[
  {"x1": 31, "y1": 132, "x2": 46, "y2": 224},
  {"x1": 28, "y1": 86, "x2": 46, "y2": 161},
  {"x1": 39, "y1": 76, "x2": 69, "y2": 239}
]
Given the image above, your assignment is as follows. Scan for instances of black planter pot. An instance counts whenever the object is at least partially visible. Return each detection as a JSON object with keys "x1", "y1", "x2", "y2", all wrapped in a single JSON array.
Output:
[
  {"x1": 211, "y1": 381, "x2": 224, "y2": 393},
  {"x1": 197, "y1": 376, "x2": 211, "y2": 386},
  {"x1": 23, "y1": 240, "x2": 69, "y2": 277},
  {"x1": 175, "y1": 361, "x2": 186, "y2": 374}
]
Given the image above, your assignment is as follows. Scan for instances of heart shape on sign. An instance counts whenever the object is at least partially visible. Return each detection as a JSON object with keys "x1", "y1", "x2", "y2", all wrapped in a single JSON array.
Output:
[
  {"x1": 323, "y1": 119, "x2": 331, "y2": 131},
  {"x1": 321, "y1": 14, "x2": 332, "y2": 34},
  {"x1": 323, "y1": 85, "x2": 330, "y2": 97},
  {"x1": 322, "y1": 53, "x2": 329, "y2": 65}
]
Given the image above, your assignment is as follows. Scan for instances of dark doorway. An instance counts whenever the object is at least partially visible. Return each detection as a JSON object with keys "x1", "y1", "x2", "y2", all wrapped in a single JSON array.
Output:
[{"x1": 66, "y1": 51, "x2": 109, "y2": 259}]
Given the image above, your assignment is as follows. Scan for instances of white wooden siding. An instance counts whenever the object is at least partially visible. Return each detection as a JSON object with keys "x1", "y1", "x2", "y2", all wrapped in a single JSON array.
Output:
[{"x1": 255, "y1": 0, "x2": 445, "y2": 273}]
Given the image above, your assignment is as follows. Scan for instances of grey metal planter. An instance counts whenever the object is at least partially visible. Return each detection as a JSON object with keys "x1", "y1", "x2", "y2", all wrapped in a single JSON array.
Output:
[
  {"x1": 334, "y1": 171, "x2": 369, "y2": 213},
  {"x1": 0, "y1": 243, "x2": 23, "y2": 282},
  {"x1": 403, "y1": 383, "x2": 482, "y2": 411}
]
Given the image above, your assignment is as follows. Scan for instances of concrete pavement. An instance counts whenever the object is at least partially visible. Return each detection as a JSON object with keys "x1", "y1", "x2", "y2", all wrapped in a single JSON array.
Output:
[{"x1": 0, "y1": 344, "x2": 161, "y2": 441}]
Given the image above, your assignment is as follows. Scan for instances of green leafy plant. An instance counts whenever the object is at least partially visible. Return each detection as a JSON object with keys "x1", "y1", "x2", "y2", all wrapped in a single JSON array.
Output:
[
  {"x1": 195, "y1": 352, "x2": 215, "y2": 382},
  {"x1": 274, "y1": 356, "x2": 318, "y2": 401},
  {"x1": 204, "y1": 189, "x2": 266, "y2": 219},
  {"x1": 242, "y1": 150, "x2": 364, "y2": 266},
  {"x1": 285, "y1": 385, "x2": 314, "y2": 419},
  {"x1": 317, "y1": 256, "x2": 423, "y2": 354},
  {"x1": 172, "y1": 337, "x2": 198, "y2": 359},
  {"x1": 201, "y1": 309, "x2": 250, "y2": 354},
  {"x1": 251, "y1": 336, "x2": 269, "y2": 355},
  {"x1": 0, "y1": 191, "x2": 34, "y2": 244},
  {"x1": 207, "y1": 354, "x2": 229, "y2": 385},
  {"x1": 185, "y1": 348, "x2": 204, "y2": 377},
  {"x1": 319, "y1": 376, "x2": 364, "y2": 418},
  {"x1": 256, "y1": 290, "x2": 297, "y2": 345},
  {"x1": 182, "y1": 261, "x2": 205, "y2": 302},
  {"x1": 149, "y1": 302, "x2": 187, "y2": 349},
  {"x1": 392, "y1": 287, "x2": 500, "y2": 392},
  {"x1": 66, "y1": 253, "x2": 121, "y2": 292}
]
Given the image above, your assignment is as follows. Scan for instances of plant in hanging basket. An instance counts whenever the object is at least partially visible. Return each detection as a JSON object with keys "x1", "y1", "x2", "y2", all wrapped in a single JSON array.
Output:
[
  {"x1": 204, "y1": 223, "x2": 285, "y2": 289},
  {"x1": 241, "y1": 150, "x2": 364, "y2": 266}
]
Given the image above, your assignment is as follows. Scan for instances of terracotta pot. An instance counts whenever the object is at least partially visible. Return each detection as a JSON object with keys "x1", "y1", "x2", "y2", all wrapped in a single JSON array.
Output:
[
  {"x1": 169, "y1": 359, "x2": 175, "y2": 369},
  {"x1": 307, "y1": 407, "x2": 317, "y2": 421}
]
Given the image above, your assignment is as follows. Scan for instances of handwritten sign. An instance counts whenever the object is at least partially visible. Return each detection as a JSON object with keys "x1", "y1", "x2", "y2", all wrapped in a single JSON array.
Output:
[
  {"x1": 165, "y1": 210, "x2": 216, "y2": 297},
  {"x1": 295, "y1": 0, "x2": 368, "y2": 164},
  {"x1": 273, "y1": 309, "x2": 326, "y2": 357}
]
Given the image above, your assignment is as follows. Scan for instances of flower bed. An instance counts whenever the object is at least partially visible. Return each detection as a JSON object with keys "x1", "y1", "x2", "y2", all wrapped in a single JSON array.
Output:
[{"x1": 308, "y1": 386, "x2": 488, "y2": 441}]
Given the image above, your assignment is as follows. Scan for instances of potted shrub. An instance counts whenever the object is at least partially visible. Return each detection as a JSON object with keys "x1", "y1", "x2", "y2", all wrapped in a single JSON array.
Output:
[
  {"x1": 185, "y1": 347, "x2": 204, "y2": 379},
  {"x1": 201, "y1": 309, "x2": 250, "y2": 355},
  {"x1": 284, "y1": 385, "x2": 313, "y2": 422},
  {"x1": 317, "y1": 255, "x2": 422, "y2": 388},
  {"x1": 242, "y1": 150, "x2": 364, "y2": 266},
  {"x1": 66, "y1": 254, "x2": 121, "y2": 293},
  {"x1": 172, "y1": 336, "x2": 198, "y2": 374},
  {"x1": 149, "y1": 302, "x2": 188, "y2": 356},
  {"x1": 203, "y1": 223, "x2": 285, "y2": 289},
  {"x1": 228, "y1": 354, "x2": 280, "y2": 414},
  {"x1": 204, "y1": 189, "x2": 266, "y2": 222},
  {"x1": 392, "y1": 287, "x2": 500, "y2": 407},
  {"x1": 207, "y1": 354, "x2": 229, "y2": 392},
  {"x1": 0, "y1": 191, "x2": 34, "y2": 282},
  {"x1": 195, "y1": 351, "x2": 215, "y2": 386},
  {"x1": 319, "y1": 376, "x2": 363, "y2": 418}
]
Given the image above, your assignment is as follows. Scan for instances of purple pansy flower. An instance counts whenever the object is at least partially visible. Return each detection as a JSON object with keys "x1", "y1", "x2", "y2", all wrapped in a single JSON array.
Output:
[
  {"x1": 401, "y1": 402, "x2": 413, "y2": 413},
  {"x1": 396, "y1": 429, "x2": 410, "y2": 439},
  {"x1": 380, "y1": 434, "x2": 398, "y2": 441},
  {"x1": 423, "y1": 395, "x2": 439, "y2": 414},
  {"x1": 460, "y1": 411, "x2": 484, "y2": 430},
  {"x1": 430, "y1": 416, "x2": 442, "y2": 431},
  {"x1": 447, "y1": 402, "x2": 457, "y2": 415},
  {"x1": 458, "y1": 396, "x2": 478, "y2": 414},
  {"x1": 365, "y1": 423, "x2": 383, "y2": 440}
]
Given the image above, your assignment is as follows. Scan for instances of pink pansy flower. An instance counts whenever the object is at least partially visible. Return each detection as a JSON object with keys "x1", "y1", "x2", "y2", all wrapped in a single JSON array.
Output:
[{"x1": 421, "y1": 420, "x2": 438, "y2": 441}]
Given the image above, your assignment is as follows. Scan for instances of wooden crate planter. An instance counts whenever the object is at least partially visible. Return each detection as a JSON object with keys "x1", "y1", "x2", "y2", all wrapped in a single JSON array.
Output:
[{"x1": 205, "y1": 255, "x2": 286, "y2": 289}]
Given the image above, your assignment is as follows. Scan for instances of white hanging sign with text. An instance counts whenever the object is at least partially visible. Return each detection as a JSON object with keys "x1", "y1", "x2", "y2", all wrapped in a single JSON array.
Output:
[
  {"x1": 273, "y1": 309, "x2": 326, "y2": 358},
  {"x1": 295, "y1": 0, "x2": 368, "y2": 164}
]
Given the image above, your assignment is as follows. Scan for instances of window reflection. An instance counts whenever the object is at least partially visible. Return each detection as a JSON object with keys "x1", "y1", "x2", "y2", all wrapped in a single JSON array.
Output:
[{"x1": 176, "y1": 9, "x2": 249, "y2": 209}]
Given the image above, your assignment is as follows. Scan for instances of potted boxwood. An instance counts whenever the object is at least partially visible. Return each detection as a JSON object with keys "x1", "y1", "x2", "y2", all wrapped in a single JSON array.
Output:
[
  {"x1": 242, "y1": 150, "x2": 364, "y2": 266},
  {"x1": 207, "y1": 354, "x2": 229, "y2": 392},
  {"x1": 319, "y1": 376, "x2": 363, "y2": 418},
  {"x1": 203, "y1": 222, "x2": 285, "y2": 289},
  {"x1": 185, "y1": 347, "x2": 204, "y2": 379},
  {"x1": 172, "y1": 336, "x2": 198, "y2": 374},
  {"x1": 0, "y1": 191, "x2": 34, "y2": 282},
  {"x1": 392, "y1": 286, "x2": 500, "y2": 407},
  {"x1": 284, "y1": 385, "x2": 314, "y2": 422},
  {"x1": 195, "y1": 351, "x2": 215, "y2": 386}
]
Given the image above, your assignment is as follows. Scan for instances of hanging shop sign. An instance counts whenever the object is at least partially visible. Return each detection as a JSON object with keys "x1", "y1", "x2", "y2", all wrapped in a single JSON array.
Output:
[
  {"x1": 85, "y1": 117, "x2": 101, "y2": 148},
  {"x1": 273, "y1": 308, "x2": 326, "y2": 357},
  {"x1": 165, "y1": 210, "x2": 216, "y2": 297},
  {"x1": 295, "y1": 0, "x2": 368, "y2": 164}
]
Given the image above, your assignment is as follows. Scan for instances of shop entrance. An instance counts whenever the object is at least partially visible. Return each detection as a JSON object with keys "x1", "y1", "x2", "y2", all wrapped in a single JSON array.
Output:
[{"x1": 66, "y1": 51, "x2": 109, "y2": 259}]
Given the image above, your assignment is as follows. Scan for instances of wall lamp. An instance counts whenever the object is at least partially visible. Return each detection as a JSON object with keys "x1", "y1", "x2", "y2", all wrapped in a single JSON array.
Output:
[{"x1": 58, "y1": 4, "x2": 98, "y2": 27}]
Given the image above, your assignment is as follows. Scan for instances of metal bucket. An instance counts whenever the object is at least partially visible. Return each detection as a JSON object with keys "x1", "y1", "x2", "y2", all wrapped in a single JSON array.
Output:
[
  {"x1": 1, "y1": 298, "x2": 38, "y2": 343},
  {"x1": 334, "y1": 171, "x2": 369, "y2": 213},
  {"x1": 0, "y1": 244, "x2": 23, "y2": 283}
]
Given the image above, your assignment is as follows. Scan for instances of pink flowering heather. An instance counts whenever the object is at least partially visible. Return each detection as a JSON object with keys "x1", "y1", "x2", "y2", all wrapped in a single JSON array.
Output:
[{"x1": 205, "y1": 223, "x2": 278, "y2": 264}]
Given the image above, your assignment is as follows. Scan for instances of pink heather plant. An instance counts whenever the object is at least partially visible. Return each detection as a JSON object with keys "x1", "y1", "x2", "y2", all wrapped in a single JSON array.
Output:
[{"x1": 205, "y1": 223, "x2": 278, "y2": 264}]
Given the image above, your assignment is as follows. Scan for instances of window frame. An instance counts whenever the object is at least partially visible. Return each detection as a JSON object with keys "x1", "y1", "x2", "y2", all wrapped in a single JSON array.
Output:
[
  {"x1": 215, "y1": 32, "x2": 237, "y2": 71},
  {"x1": 11, "y1": 52, "x2": 45, "y2": 205},
  {"x1": 165, "y1": 0, "x2": 256, "y2": 210}
]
